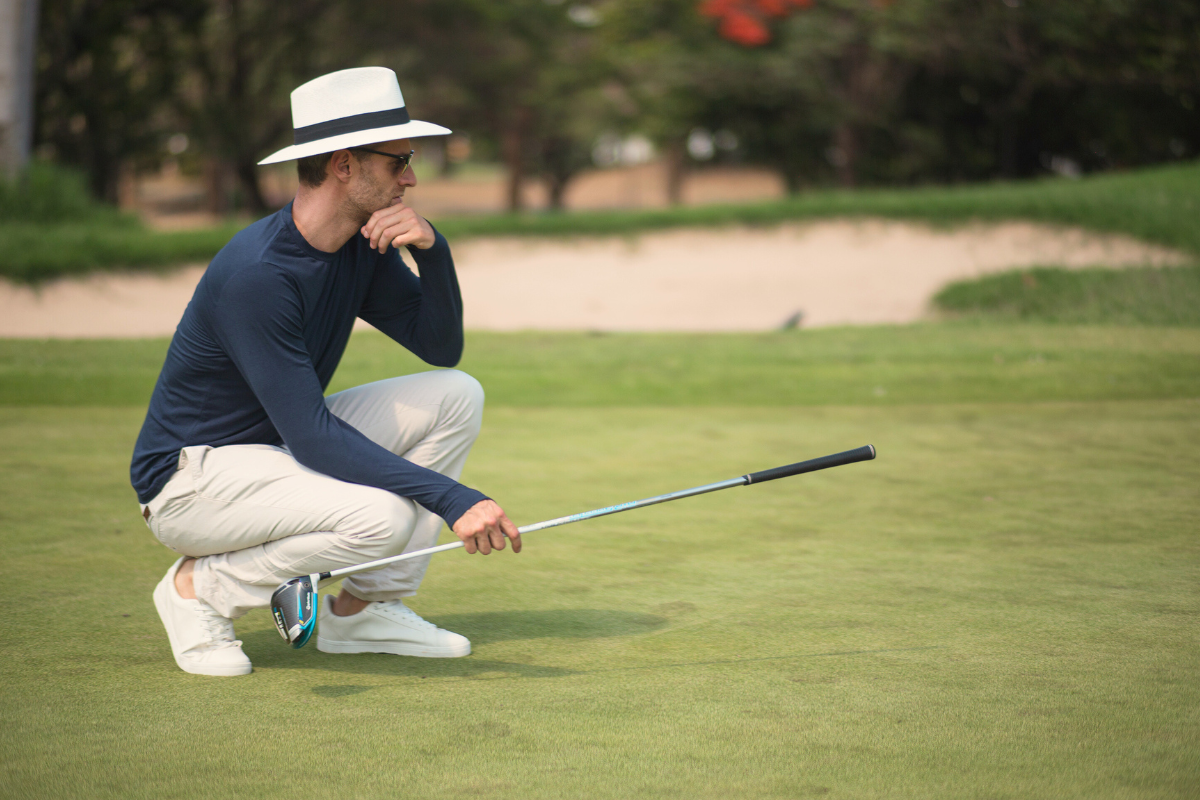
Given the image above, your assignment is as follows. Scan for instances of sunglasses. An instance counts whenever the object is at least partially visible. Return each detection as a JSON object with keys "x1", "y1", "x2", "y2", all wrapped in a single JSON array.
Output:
[{"x1": 351, "y1": 147, "x2": 415, "y2": 175}]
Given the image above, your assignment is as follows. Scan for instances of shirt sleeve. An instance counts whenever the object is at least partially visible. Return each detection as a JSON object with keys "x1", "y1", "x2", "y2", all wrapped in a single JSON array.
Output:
[
  {"x1": 209, "y1": 262, "x2": 488, "y2": 527},
  {"x1": 358, "y1": 228, "x2": 465, "y2": 367}
]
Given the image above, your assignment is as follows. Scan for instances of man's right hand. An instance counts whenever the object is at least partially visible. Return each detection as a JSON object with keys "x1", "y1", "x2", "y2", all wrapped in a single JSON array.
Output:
[{"x1": 452, "y1": 499, "x2": 522, "y2": 555}]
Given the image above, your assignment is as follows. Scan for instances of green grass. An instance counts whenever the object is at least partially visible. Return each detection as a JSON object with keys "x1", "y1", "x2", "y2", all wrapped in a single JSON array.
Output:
[
  {"x1": 935, "y1": 265, "x2": 1200, "y2": 326},
  {"x1": 0, "y1": 161, "x2": 125, "y2": 224},
  {"x1": 0, "y1": 161, "x2": 245, "y2": 282},
  {"x1": 0, "y1": 220, "x2": 246, "y2": 283},
  {"x1": 4, "y1": 325, "x2": 1200, "y2": 408},
  {"x1": 0, "y1": 323, "x2": 1198, "y2": 798},
  {"x1": 4, "y1": 159, "x2": 1198, "y2": 282}
]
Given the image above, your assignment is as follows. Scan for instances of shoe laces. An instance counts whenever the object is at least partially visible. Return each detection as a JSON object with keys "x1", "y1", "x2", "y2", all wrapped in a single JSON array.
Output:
[
  {"x1": 377, "y1": 601, "x2": 436, "y2": 630},
  {"x1": 195, "y1": 601, "x2": 240, "y2": 647}
]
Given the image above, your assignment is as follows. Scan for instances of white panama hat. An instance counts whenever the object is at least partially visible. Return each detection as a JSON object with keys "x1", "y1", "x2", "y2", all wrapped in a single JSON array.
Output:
[{"x1": 257, "y1": 67, "x2": 451, "y2": 165}]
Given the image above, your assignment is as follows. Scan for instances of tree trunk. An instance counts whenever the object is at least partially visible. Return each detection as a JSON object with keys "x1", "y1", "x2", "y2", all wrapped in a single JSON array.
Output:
[
  {"x1": 547, "y1": 174, "x2": 568, "y2": 210},
  {"x1": 234, "y1": 156, "x2": 268, "y2": 214},
  {"x1": 998, "y1": 114, "x2": 1019, "y2": 178},
  {"x1": 502, "y1": 108, "x2": 530, "y2": 212},
  {"x1": 833, "y1": 122, "x2": 858, "y2": 187},
  {"x1": 93, "y1": 157, "x2": 120, "y2": 205},
  {"x1": 204, "y1": 157, "x2": 232, "y2": 215},
  {"x1": 664, "y1": 139, "x2": 686, "y2": 206},
  {"x1": 116, "y1": 159, "x2": 138, "y2": 211},
  {"x1": 782, "y1": 169, "x2": 803, "y2": 195}
]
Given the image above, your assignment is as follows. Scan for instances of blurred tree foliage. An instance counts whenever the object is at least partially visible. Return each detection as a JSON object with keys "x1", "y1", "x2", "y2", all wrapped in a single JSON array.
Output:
[
  {"x1": 356, "y1": 0, "x2": 617, "y2": 210},
  {"x1": 35, "y1": 0, "x2": 205, "y2": 203},
  {"x1": 174, "y1": 0, "x2": 358, "y2": 213},
  {"x1": 607, "y1": 0, "x2": 1198, "y2": 191},
  {"x1": 32, "y1": 0, "x2": 1200, "y2": 211}
]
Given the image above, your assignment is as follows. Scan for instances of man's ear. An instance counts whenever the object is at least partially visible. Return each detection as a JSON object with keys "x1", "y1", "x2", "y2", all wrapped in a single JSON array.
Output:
[{"x1": 329, "y1": 150, "x2": 355, "y2": 183}]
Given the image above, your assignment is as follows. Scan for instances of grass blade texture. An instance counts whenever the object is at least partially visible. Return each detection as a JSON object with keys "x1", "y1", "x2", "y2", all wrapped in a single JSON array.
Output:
[
  {"x1": 935, "y1": 265, "x2": 1200, "y2": 326},
  {"x1": 1, "y1": 323, "x2": 1199, "y2": 799}
]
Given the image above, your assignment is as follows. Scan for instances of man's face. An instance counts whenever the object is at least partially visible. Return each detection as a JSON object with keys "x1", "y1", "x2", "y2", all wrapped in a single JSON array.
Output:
[{"x1": 345, "y1": 139, "x2": 417, "y2": 223}]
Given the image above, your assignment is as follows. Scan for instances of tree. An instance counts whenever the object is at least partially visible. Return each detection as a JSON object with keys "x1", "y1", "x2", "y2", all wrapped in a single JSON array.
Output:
[
  {"x1": 35, "y1": 0, "x2": 203, "y2": 202},
  {"x1": 361, "y1": 0, "x2": 612, "y2": 212},
  {"x1": 927, "y1": 0, "x2": 1200, "y2": 178},
  {"x1": 695, "y1": 0, "x2": 930, "y2": 188},
  {"x1": 176, "y1": 0, "x2": 356, "y2": 214},
  {"x1": 700, "y1": 0, "x2": 815, "y2": 47},
  {"x1": 602, "y1": 0, "x2": 731, "y2": 203}
]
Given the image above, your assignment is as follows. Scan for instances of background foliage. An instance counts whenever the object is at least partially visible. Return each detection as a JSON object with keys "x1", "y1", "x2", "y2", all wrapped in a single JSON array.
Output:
[{"x1": 24, "y1": 0, "x2": 1200, "y2": 212}]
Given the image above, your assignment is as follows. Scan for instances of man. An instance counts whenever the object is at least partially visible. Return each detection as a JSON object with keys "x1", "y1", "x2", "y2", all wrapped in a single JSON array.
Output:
[{"x1": 131, "y1": 67, "x2": 520, "y2": 677}]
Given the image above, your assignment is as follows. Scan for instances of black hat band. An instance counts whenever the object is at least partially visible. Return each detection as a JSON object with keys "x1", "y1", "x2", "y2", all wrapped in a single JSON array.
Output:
[{"x1": 293, "y1": 107, "x2": 411, "y2": 145}]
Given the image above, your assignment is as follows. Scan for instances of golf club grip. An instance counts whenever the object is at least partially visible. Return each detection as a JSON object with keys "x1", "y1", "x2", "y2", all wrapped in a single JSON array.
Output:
[{"x1": 744, "y1": 445, "x2": 876, "y2": 485}]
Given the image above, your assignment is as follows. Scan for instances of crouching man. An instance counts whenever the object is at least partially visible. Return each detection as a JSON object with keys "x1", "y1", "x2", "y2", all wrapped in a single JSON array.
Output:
[{"x1": 131, "y1": 67, "x2": 520, "y2": 676}]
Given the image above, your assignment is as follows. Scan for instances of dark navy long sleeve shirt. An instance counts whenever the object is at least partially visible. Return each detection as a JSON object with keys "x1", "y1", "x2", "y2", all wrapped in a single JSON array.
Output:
[{"x1": 130, "y1": 202, "x2": 488, "y2": 527}]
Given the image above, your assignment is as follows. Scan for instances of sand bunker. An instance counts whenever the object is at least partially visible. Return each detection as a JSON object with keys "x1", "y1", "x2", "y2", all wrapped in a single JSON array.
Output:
[{"x1": 0, "y1": 219, "x2": 1186, "y2": 338}]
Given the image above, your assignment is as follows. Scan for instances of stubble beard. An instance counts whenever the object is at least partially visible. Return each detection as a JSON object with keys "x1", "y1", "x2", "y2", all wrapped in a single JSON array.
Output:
[{"x1": 345, "y1": 164, "x2": 393, "y2": 227}]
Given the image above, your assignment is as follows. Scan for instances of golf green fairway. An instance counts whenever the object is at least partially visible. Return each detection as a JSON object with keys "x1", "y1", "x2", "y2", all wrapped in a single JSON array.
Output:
[{"x1": 1, "y1": 327, "x2": 1198, "y2": 798}]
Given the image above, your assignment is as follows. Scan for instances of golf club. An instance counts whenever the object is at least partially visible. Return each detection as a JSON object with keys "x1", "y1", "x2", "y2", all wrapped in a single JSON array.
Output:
[{"x1": 271, "y1": 444, "x2": 876, "y2": 647}]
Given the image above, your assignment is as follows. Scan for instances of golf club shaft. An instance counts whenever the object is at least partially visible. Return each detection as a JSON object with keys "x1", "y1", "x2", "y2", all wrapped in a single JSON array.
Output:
[{"x1": 319, "y1": 445, "x2": 875, "y2": 583}]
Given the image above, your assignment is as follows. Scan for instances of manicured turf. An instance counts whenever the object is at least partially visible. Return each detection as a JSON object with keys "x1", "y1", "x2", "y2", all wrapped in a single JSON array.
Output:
[
  {"x1": 4, "y1": 159, "x2": 1198, "y2": 282},
  {"x1": 1, "y1": 324, "x2": 1198, "y2": 798},
  {"x1": 936, "y1": 265, "x2": 1200, "y2": 326},
  {"x1": 5, "y1": 325, "x2": 1200, "y2": 407}
]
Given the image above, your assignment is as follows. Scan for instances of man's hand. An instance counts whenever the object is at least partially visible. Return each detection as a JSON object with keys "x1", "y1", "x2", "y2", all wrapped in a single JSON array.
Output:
[
  {"x1": 361, "y1": 200, "x2": 436, "y2": 253},
  {"x1": 452, "y1": 499, "x2": 522, "y2": 555}
]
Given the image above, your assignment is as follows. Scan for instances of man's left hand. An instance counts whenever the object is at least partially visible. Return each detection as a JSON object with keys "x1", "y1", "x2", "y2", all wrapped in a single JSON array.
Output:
[{"x1": 361, "y1": 200, "x2": 436, "y2": 253}]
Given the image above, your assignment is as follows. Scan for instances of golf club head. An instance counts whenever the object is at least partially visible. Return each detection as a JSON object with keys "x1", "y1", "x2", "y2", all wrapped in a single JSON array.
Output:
[{"x1": 270, "y1": 574, "x2": 318, "y2": 648}]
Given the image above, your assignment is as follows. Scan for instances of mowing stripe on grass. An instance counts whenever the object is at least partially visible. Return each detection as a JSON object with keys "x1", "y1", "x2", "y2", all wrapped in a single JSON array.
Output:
[{"x1": 5, "y1": 324, "x2": 1197, "y2": 407}]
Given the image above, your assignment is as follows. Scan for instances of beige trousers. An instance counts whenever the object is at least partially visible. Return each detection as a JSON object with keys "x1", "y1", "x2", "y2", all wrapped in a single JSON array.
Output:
[{"x1": 143, "y1": 369, "x2": 484, "y2": 619}]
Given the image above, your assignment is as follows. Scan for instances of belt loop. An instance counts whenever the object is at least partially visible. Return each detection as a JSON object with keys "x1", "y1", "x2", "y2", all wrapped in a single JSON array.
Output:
[{"x1": 182, "y1": 445, "x2": 211, "y2": 481}]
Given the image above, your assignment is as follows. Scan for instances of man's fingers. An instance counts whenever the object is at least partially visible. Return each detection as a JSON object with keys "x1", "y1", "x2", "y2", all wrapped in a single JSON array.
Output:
[
  {"x1": 388, "y1": 230, "x2": 418, "y2": 252},
  {"x1": 363, "y1": 207, "x2": 415, "y2": 250},
  {"x1": 373, "y1": 221, "x2": 409, "y2": 251},
  {"x1": 452, "y1": 500, "x2": 522, "y2": 557},
  {"x1": 488, "y1": 525, "x2": 506, "y2": 552},
  {"x1": 500, "y1": 515, "x2": 522, "y2": 553}
]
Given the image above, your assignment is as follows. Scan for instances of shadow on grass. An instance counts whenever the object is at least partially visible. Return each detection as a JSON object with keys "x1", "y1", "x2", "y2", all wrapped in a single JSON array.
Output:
[{"x1": 243, "y1": 608, "x2": 667, "y2": 679}]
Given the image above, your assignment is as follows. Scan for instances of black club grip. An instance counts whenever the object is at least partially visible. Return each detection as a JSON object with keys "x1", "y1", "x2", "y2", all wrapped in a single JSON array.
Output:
[{"x1": 744, "y1": 445, "x2": 876, "y2": 485}]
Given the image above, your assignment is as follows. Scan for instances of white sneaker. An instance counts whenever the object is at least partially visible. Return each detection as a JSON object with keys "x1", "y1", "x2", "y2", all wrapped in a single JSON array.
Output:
[
  {"x1": 152, "y1": 557, "x2": 252, "y2": 676},
  {"x1": 316, "y1": 596, "x2": 471, "y2": 657}
]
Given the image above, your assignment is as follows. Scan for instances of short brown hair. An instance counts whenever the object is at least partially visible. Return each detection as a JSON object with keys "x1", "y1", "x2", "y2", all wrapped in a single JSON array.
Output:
[
  {"x1": 296, "y1": 152, "x2": 334, "y2": 187},
  {"x1": 297, "y1": 150, "x2": 363, "y2": 188}
]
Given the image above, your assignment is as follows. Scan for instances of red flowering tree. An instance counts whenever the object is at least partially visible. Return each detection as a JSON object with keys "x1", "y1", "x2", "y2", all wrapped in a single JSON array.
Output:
[{"x1": 699, "y1": 0, "x2": 814, "y2": 46}]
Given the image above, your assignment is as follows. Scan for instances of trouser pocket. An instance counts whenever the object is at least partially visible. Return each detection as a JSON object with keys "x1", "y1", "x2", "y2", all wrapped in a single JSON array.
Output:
[{"x1": 146, "y1": 446, "x2": 210, "y2": 553}]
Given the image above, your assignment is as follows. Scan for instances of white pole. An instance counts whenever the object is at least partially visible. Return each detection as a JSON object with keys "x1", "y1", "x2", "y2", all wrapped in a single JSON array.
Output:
[{"x1": 0, "y1": 0, "x2": 38, "y2": 177}]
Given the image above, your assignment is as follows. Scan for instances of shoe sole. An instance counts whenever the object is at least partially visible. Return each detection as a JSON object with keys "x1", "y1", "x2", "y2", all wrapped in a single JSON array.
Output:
[
  {"x1": 316, "y1": 637, "x2": 471, "y2": 658},
  {"x1": 153, "y1": 573, "x2": 253, "y2": 677}
]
